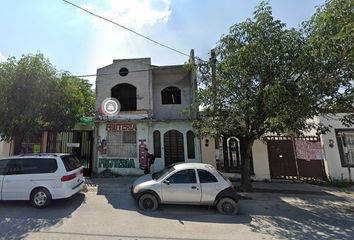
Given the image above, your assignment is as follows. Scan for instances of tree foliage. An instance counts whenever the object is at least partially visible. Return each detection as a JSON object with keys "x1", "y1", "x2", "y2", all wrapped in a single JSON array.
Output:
[
  {"x1": 0, "y1": 53, "x2": 95, "y2": 144},
  {"x1": 194, "y1": 1, "x2": 353, "y2": 190},
  {"x1": 304, "y1": 0, "x2": 354, "y2": 124}
]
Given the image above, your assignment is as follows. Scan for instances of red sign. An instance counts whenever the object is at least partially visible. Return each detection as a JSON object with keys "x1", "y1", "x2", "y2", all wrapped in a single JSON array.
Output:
[
  {"x1": 139, "y1": 139, "x2": 148, "y2": 169},
  {"x1": 106, "y1": 123, "x2": 137, "y2": 131}
]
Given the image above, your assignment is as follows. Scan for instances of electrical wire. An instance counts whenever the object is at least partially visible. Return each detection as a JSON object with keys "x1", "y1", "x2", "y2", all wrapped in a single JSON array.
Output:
[
  {"x1": 66, "y1": 65, "x2": 189, "y2": 78},
  {"x1": 61, "y1": 0, "x2": 190, "y2": 57}
]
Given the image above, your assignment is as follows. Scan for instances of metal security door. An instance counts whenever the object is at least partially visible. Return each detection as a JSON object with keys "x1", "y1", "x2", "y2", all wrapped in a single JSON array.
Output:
[
  {"x1": 47, "y1": 131, "x2": 93, "y2": 176},
  {"x1": 164, "y1": 130, "x2": 185, "y2": 167},
  {"x1": 267, "y1": 136, "x2": 298, "y2": 179}
]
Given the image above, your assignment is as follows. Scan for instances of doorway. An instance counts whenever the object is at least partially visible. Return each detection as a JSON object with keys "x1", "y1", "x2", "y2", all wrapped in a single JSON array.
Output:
[
  {"x1": 164, "y1": 130, "x2": 184, "y2": 167},
  {"x1": 47, "y1": 131, "x2": 93, "y2": 176}
]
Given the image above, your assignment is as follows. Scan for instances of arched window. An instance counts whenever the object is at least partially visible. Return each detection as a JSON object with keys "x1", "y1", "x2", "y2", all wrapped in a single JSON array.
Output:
[
  {"x1": 153, "y1": 130, "x2": 161, "y2": 157},
  {"x1": 187, "y1": 131, "x2": 195, "y2": 159},
  {"x1": 161, "y1": 86, "x2": 181, "y2": 104},
  {"x1": 111, "y1": 83, "x2": 137, "y2": 111}
]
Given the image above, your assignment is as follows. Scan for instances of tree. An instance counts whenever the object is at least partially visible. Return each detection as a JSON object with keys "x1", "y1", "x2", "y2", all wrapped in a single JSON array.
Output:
[
  {"x1": 194, "y1": 1, "x2": 353, "y2": 191},
  {"x1": 0, "y1": 53, "x2": 95, "y2": 153},
  {"x1": 304, "y1": 0, "x2": 354, "y2": 124}
]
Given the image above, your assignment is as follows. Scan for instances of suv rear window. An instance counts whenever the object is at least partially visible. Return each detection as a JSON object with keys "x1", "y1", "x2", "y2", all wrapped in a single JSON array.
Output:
[{"x1": 61, "y1": 155, "x2": 81, "y2": 172}]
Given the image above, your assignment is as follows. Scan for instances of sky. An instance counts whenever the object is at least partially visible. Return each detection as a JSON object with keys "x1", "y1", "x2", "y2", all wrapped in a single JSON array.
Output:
[{"x1": 0, "y1": 0, "x2": 325, "y2": 85}]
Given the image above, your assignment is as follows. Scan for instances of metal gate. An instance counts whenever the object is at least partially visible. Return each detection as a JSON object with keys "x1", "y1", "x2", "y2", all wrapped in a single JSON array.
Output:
[
  {"x1": 47, "y1": 131, "x2": 93, "y2": 176},
  {"x1": 164, "y1": 130, "x2": 184, "y2": 166},
  {"x1": 218, "y1": 136, "x2": 254, "y2": 173},
  {"x1": 267, "y1": 136, "x2": 326, "y2": 180}
]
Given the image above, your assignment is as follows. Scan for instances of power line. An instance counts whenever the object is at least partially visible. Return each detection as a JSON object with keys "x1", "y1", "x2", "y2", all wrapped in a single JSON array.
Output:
[
  {"x1": 65, "y1": 66, "x2": 185, "y2": 78},
  {"x1": 61, "y1": 0, "x2": 190, "y2": 57}
]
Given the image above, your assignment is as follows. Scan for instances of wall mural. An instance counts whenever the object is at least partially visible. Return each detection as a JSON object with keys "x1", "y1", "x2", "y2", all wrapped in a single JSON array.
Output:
[
  {"x1": 98, "y1": 139, "x2": 107, "y2": 156},
  {"x1": 98, "y1": 158, "x2": 135, "y2": 168}
]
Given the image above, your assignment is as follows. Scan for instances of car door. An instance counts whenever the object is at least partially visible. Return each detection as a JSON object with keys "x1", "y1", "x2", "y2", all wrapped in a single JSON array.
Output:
[
  {"x1": 161, "y1": 169, "x2": 201, "y2": 204},
  {"x1": 2, "y1": 158, "x2": 34, "y2": 200},
  {"x1": 197, "y1": 169, "x2": 222, "y2": 204},
  {"x1": 0, "y1": 159, "x2": 8, "y2": 200}
]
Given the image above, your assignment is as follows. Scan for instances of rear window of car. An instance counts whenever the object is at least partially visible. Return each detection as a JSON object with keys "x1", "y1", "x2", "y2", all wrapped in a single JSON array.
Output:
[
  {"x1": 61, "y1": 155, "x2": 81, "y2": 172},
  {"x1": 217, "y1": 171, "x2": 230, "y2": 182},
  {"x1": 197, "y1": 169, "x2": 218, "y2": 183}
]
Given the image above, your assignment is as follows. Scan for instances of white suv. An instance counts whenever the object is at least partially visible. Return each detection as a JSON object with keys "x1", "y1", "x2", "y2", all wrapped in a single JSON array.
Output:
[{"x1": 0, "y1": 153, "x2": 84, "y2": 208}]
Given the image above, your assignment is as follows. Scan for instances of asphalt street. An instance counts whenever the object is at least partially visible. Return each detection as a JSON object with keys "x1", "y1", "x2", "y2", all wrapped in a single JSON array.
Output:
[{"x1": 0, "y1": 176, "x2": 353, "y2": 240}]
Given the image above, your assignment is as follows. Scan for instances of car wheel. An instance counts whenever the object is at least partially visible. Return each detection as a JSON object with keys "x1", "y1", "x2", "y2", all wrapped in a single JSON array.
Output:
[
  {"x1": 138, "y1": 193, "x2": 158, "y2": 211},
  {"x1": 217, "y1": 197, "x2": 238, "y2": 215},
  {"x1": 30, "y1": 188, "x2": 52, "y2": 209}
]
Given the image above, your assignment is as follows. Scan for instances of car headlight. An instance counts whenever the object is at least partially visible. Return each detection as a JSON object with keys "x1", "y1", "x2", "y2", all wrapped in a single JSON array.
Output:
[{"x1": 133, "y1": 185, "x2": 140, "y2": 194}]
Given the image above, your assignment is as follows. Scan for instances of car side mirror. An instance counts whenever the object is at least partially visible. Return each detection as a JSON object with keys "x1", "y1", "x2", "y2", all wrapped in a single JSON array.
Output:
[{"x1": 163, "y1": 180, "x2": 170, "y2": 185}]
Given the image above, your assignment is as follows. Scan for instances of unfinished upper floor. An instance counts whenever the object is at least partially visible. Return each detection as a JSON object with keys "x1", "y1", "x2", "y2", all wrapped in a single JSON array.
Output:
[{"x1": 95, "y1": 57, "x2": 197, "y2": 121}]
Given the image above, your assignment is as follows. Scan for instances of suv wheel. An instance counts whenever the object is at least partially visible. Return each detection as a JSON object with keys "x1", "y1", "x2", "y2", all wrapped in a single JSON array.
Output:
[
  {"x1": 31, "y1": 188, "x2": 52, "y2": 208},
  {"x1": 138, "y1": 193, "x2": 158, "y2": 211},
  {"x1": 217, "y1": 197, "x2": 238, "y2": 215}
]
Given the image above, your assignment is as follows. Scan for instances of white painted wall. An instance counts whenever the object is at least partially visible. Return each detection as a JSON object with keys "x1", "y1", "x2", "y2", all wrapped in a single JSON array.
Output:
[
  {"x1": 252, "y1": 140, "x2": 271, "y2": 180},
  {"x1": 95, "y1": 121, "x2": 201, "y2": 175},
  {"x1": 96, "y1": 122, "x2": 144, "y2": 175},
  {"x1": 200, "y1": 137, "x2": 217, "y2": 168},
  {"x1": 316, "y1": 115, "x2": 354, "y2": 181},
  {"x1": 0, "y1": 140, "x2": 12, "y2": 157},
  {"x1": 200, "y1": 138, "x2": 271, "y2": 180},
  {"x1": 151, "y1": 121, "x2": 201, "y2": 172}
]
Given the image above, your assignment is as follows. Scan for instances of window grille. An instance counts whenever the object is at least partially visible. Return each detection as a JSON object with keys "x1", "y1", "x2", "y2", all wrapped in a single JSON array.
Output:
[
  {"x1": 336, "y1": 130, "x2": 354, "y2": 167},
  {"x1": 107, "y1": 131, "x2": 137, "y2": 157}
]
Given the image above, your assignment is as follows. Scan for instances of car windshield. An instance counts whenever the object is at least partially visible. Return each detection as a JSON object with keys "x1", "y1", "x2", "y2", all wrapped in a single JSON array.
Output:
[{"x1": 152, "y1": 165, "x2": 175, "y2": 181}]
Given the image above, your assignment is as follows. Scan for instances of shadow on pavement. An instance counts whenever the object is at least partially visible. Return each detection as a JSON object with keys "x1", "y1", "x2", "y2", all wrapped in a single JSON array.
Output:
[
  {"x1": 0, "y1": 193, "x2": 86, "y2": 240},
  {"x1": 91, "y1": 176, "x2": 354, "y2": 238},
  {"x1": 244, "y1": 192, "x2": 354, "y2": 240},
  {"x1": 90, "y1": 176, "x2": 251, "y2": 224}
]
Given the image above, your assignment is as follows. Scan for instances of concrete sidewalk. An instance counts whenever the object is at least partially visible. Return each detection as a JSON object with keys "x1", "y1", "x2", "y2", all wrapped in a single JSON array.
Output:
[
  {"x1": 84, "y1": 175, "x2": 354, "y2": 196},
  {"x1": 234, "y1": 181, "x2": 354, "y2": 195},
  {"x1": 222, "y1": 172, "x2": 354, "y2": 195}
]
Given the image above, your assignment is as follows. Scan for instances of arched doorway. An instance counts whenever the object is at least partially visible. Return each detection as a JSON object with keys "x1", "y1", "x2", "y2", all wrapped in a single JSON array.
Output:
[
  {"x1": 164, "y1": 130, "x2": 184, "y2": 166},
  {"x1": 218, "y1": 136, "x2": 254, "y2": 173},
  {"x1": 227, "y1": 137, "x2": 241, "y2": 169}
]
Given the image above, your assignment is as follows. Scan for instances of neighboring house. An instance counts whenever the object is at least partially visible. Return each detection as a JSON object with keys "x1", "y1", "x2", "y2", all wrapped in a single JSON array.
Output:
[
  {"x1": 201, "y1": 114, "x2": 354, "y2": 181},
  {"x1": 315, "y1": 114, "x2": 354, "y2": 181},
  {"x1": 0, "y1": 140, "x2": 13, "y2": 157},
  {"x1": 94, "y1": 54, "x2": 200, "y2": 175},
  {"x1": 0, "y1": 122, "x2": 94, "y2": 175}
]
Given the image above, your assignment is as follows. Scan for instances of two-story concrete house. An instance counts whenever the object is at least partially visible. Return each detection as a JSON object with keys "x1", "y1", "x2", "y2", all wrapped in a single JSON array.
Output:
[{"x1": 93, "y1": 54, "x2": 201, "y2": 175}]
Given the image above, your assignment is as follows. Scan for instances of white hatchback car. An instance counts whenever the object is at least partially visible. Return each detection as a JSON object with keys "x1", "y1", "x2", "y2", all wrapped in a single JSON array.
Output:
[
  {"x1": 131, "y1": 163, "x2": 240, "y2": 215},
  {"x1": 0, "y1": 153, "x2": 84, "y2": 208}
]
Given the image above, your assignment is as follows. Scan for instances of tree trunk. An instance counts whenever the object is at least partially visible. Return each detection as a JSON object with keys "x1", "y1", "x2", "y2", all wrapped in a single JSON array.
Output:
[
  {"x1": 240, "y1": 138, "x2": 254, "y2": 191},
  {"x1": 13, "y1": 134, "x2": 24, "y2": 155}
]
